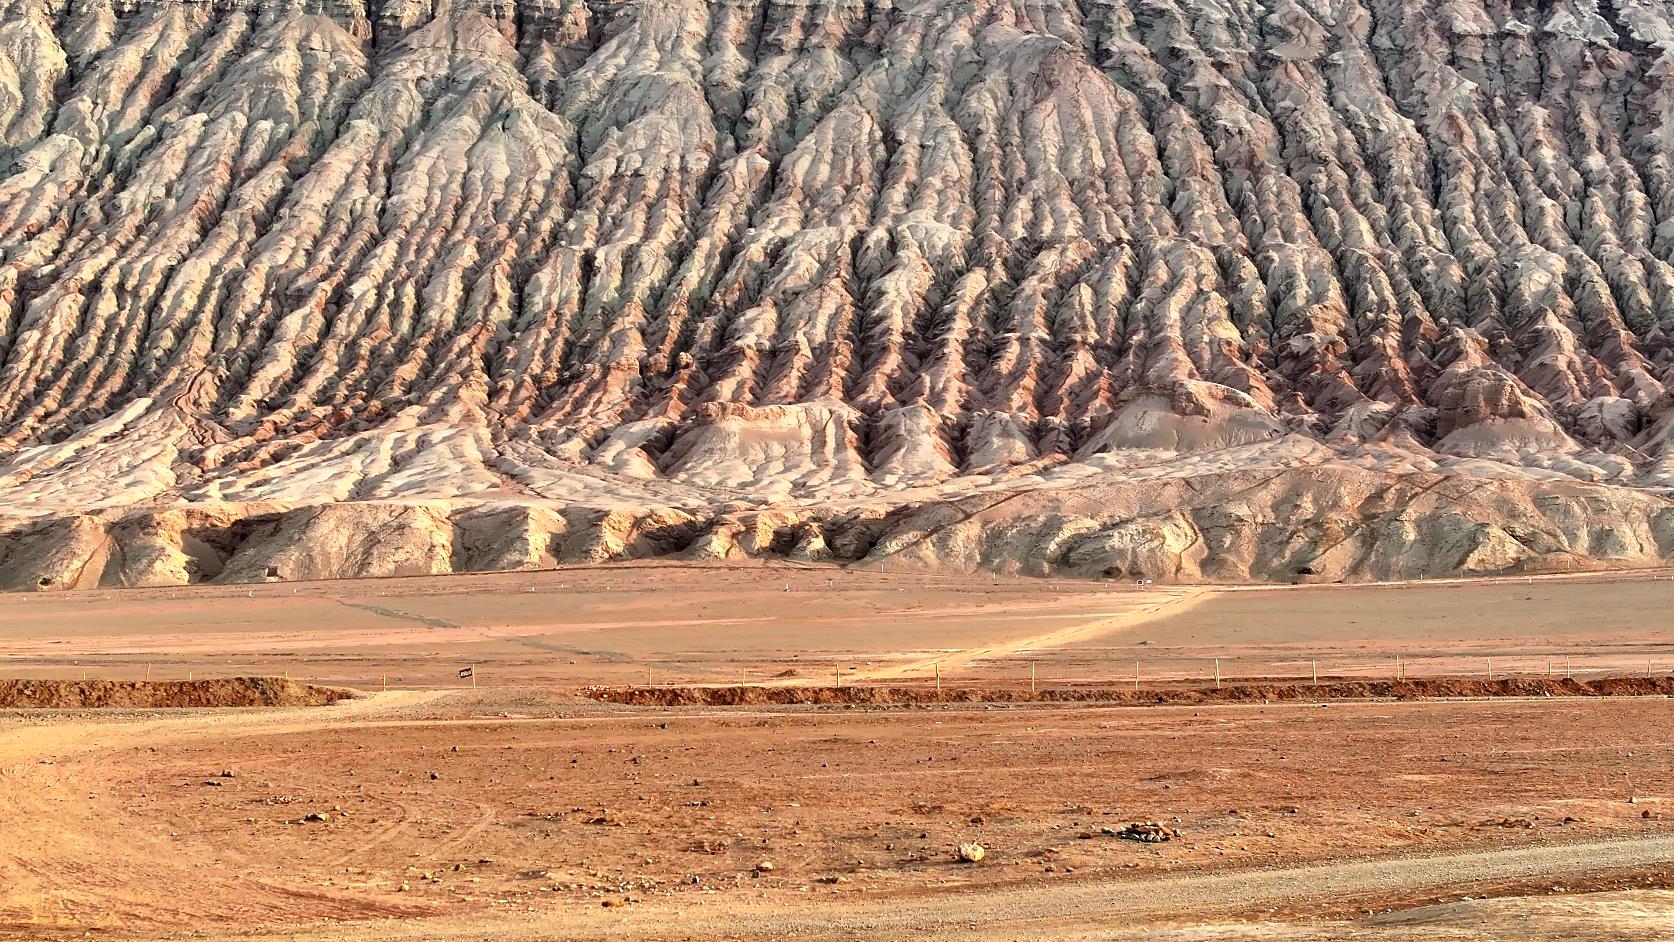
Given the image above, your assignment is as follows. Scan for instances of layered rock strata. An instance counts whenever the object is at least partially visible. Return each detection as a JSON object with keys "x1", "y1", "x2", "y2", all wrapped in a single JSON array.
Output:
[{"x1": 5, "y1": 0, "x2": 1674, "y2": 586}]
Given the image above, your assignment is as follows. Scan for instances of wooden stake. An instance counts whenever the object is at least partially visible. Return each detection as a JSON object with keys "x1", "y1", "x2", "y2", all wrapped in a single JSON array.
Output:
[
  {"x1": 835, "y1": 662, "x2": 841, "y2": 689},
  {"x1": 1566, "y1": 657, "x2": 1572, "y2": 680},
  {"x1": 1030, "y1": 660, "x2": 1037, "y2": 695},
  {"x1": 381, "y1": 673, "x2": 387, "y2": 691},
  {"x1": 934, "y1": 662, "x2": 941, "y2": 696},
  {"x1": 1214, "y1": 658, "x2": 1221, "y2": 689},
  {"x1": 1312, "y1": 660, "x2": 1318, "y2": 684},
  {"x1": 1134, "y1": 661, "x2": 1140, "y2": 693},
  {"x1": 471, "y1": 666, "x2": 477, "y2": 689},
  {"x1": 1487, "y1": 657, "x2": 1493, "y2": 680}
]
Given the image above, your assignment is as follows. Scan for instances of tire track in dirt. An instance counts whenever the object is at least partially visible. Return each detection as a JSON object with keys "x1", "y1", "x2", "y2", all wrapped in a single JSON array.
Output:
[
  {"x1": 424, "y1": 799, "x2": 499, "y2": 863},
  {"x1": 0, "y1": 691, "x2": 453, "y2": 931},
  {"x1": 334, "y1": 601, "x2": 459, "y2": 629},
  {"x1": 837, "y1": 590, "x2": 1208, "y2": 684},
  {"x1": 323, "y1": 789, "x2": 414, "y2": 869},
  {"x1": 108, "y1": 832, "x2": 1674, "y2": 941}
]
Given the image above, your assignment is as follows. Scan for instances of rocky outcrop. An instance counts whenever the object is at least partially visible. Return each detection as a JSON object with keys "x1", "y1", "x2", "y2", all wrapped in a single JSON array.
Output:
[
  {"x1": 4, "y1": 455, "x2": 1674, "y2": 588},
  {"x1": 6, "y1": 0, "x2": 1674, "y2": 587}
]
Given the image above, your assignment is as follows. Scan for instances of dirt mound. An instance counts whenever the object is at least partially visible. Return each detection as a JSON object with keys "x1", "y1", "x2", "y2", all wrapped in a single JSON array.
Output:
[
  {"x1": 586, "y1": 677, "x2": 1674, "y2": 708},
  {"x1": 0, "y1": 677, "x2": 352, "y2": 709}
]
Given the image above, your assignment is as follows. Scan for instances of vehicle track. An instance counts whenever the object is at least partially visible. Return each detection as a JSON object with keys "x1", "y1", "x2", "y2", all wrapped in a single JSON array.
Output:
[
  {"x1": 112, "y1": 833, "x2": 1674, "y2": 941},
  {"x1": 839, "y1": 590, "x2": 1208, "y2": 684}
]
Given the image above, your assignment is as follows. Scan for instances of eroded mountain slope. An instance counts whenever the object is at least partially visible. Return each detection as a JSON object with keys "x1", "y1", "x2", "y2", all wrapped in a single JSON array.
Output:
[{"x1": 4, "y1": 0, "x2": 1674, "y2": 586}]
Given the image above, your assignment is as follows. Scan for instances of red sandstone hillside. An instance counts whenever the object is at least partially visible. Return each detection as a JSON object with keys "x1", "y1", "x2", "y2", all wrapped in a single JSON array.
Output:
[{"x1": 4, "y1": 0, "x2": 1674, "y2": 587}]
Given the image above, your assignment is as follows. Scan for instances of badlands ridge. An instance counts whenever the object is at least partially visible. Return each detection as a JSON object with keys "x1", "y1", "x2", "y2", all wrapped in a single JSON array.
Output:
[{"x1": 3, "y1": 0, "x2": 1674, "y2": 587}]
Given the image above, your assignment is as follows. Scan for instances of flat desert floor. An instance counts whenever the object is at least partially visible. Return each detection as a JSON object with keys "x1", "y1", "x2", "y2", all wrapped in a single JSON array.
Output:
[{"x1": 4, "y1": 564, "x2": 1674, "y2": 940}]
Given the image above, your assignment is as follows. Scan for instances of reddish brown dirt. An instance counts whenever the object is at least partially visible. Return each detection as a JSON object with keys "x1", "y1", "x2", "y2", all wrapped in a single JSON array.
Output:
[
  {"x1": 0, "y1": 677, "x2": 351, "y2": 709},
  {"x1": 587, "y1": 676, "x2": 1674, "y2": 706},
  {"x1": 6, "y1": 569, "x2": 1674, "y2": 940},
  {"x1": 7, "y1": 690, "x2": 1674, "y2": 940}
]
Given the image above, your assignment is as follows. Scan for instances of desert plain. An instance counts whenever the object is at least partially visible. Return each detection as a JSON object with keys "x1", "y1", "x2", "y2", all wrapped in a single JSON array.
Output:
[{"x1": 2, "y1": 564, "x2": 1674, "y2": 941}]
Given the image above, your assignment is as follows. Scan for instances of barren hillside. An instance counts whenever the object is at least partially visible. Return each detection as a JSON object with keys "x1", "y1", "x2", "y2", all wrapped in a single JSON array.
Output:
[{"x1": 4, "y1": 0, "x2": 1674, "y2": 586}]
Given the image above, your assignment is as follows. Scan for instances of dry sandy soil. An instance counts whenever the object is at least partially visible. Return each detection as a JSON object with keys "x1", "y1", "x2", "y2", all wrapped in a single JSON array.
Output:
[
  {"x1": 4, "y1": 565, "x2": 1674, "y2": 940},
  {"x1": 4, "y1": 563, "x2": 1674, "y2": 689}
]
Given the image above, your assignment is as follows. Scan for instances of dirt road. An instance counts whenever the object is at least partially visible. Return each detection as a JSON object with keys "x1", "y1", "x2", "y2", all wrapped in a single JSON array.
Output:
[
  {"x1": 96, "y1": 833, "x2": 1674, "y2": 941},
  {"x1": 843, "y1": 589, "x2": 1208, "y2": 683}
]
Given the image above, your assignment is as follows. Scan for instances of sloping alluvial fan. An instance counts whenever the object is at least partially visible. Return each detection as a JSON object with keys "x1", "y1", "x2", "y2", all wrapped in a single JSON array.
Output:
[{"x1": 6, "y1": 0, "x2": 1674, "y2": 587}]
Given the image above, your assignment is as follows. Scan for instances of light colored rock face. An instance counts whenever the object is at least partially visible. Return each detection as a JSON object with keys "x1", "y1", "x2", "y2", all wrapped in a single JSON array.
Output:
[{"x1": 5, "y1": 0, "x2": 1674, "y2": 587}]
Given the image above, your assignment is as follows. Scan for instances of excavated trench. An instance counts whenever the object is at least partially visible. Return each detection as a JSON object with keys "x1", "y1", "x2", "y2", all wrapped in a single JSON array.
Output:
[
  {"x1": 0, "y1": 677, "x2": 353, "y2": 709},
  {"x1": 586, "y1": 676, "x2": 1674, "y2": 707}
]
